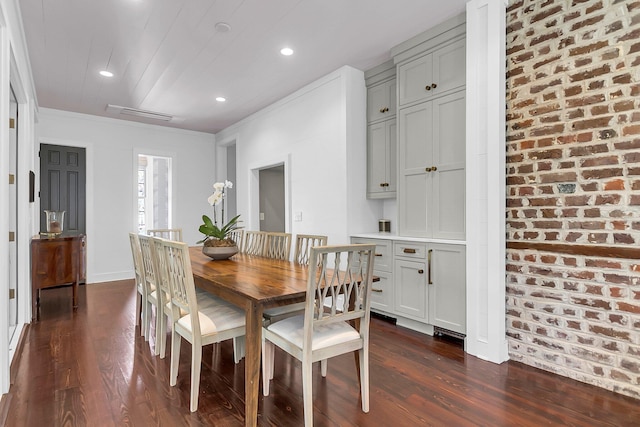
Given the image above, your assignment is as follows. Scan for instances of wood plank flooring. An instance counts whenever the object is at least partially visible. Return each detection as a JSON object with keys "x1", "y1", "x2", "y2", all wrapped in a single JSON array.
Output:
[{"x1": 3, "y1": 279, "x2": 640, "y2": 426}]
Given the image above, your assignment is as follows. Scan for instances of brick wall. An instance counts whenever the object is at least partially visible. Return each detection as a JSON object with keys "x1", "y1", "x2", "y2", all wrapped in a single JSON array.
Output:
[{"x1": 505, "y1": 0, "x2": 640, "y2": 398}]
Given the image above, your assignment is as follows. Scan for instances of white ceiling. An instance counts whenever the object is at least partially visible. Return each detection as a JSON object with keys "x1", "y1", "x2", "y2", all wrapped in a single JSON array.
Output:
[{"x1": 19, "y1": 0, "x2": 468, "y2": 134}]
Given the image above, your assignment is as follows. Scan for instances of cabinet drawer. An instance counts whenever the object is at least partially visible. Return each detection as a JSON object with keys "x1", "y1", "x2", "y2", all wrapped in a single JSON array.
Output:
[
  {"x1": 352, "y1": 238, "x2": 392, "y2": 272},
  {"x1": 394, "y1": 242, "x2": 427, "y2": 259},
  {"x1": 370, "y1": 270, "x2": 393, "y2": 312}
]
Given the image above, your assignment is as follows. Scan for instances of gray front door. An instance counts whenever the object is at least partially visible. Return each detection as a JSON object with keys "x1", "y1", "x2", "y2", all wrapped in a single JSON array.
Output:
[{"x1": 40, "y1": 144, "x2": 86, "y2": 234}]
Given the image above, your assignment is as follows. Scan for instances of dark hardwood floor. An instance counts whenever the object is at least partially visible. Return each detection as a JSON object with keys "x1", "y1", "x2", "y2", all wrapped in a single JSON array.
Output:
[{"x1": 3, "y1": 280, "x2": 639, "y2": 426}]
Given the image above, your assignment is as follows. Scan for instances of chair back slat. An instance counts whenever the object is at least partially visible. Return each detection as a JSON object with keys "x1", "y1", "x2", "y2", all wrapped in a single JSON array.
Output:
[
  {"x1": 264, "y1": 232, "x2": 292, "y2": 260},
  {"x1": 148, "y1": 228, "x2": 183, "y2": 242},
  {"x1": 243, "y1": 231, "x2": 267, "y2": 256},
  {"x1": 227, "y1": 229, "x2": 245, "y2": 251},
  {"x1": 304, "y1": 244, "x2": 376, "y2": 335},
  {"x1": 294, "y1": 234, "x2": 328, "y2": 265}
]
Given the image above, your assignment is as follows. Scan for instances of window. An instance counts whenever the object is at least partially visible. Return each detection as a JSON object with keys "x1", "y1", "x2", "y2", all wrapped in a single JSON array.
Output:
[{"x1": 137, "y1": 154, "x2": 172, "y2": 233}]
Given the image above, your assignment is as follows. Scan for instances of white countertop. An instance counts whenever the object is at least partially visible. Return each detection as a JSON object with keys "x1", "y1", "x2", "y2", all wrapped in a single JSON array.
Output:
[{"x1": 351, "y1": 233, "x2": 466, "y2": 245}]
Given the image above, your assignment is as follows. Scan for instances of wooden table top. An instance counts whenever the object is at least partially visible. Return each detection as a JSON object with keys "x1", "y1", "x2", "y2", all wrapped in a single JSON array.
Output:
[{"x1": 189, "y1": 247, "x2": 309, "y2": 306}]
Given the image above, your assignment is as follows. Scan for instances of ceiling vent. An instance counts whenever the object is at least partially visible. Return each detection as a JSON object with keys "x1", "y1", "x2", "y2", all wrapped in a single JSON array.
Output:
[{"x1": 106, "y1": 104, "x2": 174, "y2": 122}]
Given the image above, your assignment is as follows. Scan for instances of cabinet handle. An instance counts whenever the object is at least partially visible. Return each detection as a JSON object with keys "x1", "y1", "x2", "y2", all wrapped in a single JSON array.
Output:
[
  {"x1": 375, "y1": 253, "x2": 383, "y2": 257},
  {"x1": 432, "y1": 83, "x2": 438, "y2": 89},
  {"x1": 428, "y1": 249, "x2": 433, "y2": 285},
  {"x1": 425, "y1": 167, "x2": 432, "y2": 172},
  {"x1": 418, "y1": 269, "x2": 424, "y2": 274},
  {"x1": 379, "y1": 107, "x2": 389, "y2": 113},
  {"x1": 372, "y1": 288, "x2": 383, "y2": 293},
  {"x1": 425, "y1": 85, "x2": 431, "y2": 91},
  {"x1": 403, "y1": 248, "x2": 416, "y2": 254}
]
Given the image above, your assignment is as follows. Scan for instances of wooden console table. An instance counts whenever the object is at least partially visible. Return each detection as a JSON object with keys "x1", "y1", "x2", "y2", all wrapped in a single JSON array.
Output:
[{"x1": 31, "y1": 234, "x2": 86, "y2": 320}]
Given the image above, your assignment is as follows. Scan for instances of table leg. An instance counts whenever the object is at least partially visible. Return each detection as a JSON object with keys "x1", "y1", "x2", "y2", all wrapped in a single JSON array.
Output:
[{"x1": 245, "y1": 301, "x2": 263, "y2": 427}]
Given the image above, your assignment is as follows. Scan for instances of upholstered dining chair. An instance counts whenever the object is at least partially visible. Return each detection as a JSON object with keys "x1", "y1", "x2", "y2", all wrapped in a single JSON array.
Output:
[
  {"x1": 159, "y1": 238, "x2": 247, "y2": 412},
  {"x1": 243, "y1": 230, "x2": 267, "y2": 256},
  {"x1": 261, "y1": 244, "x2": 376, "y2": 427},
  {"x1": 139, "y1": 234, "x2": 171, "y2": 355},
  {"x1": 264, "y1": 232, "x2": 292, "y2": 260},
  {"x1": 148, "y1": 228, "x2": 183, "y2": 242},
  {"x1": 261, "y1": 234, "x2": 329, "y2": 325},
  {"x1": 129, "y1": 233, "x2": 148, "y2": 337}
]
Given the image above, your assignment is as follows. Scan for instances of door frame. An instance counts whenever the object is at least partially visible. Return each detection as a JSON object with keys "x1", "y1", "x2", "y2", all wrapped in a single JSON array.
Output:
[
  {"x1": 132, "y1": 148, "x2": 177, "y2": 233},
  {"x1": 248, "y1": 154, "x2": 291, "y2": 232},
  {"x1": 38, "y1": 137, "x2": 94, "y2": 284}
]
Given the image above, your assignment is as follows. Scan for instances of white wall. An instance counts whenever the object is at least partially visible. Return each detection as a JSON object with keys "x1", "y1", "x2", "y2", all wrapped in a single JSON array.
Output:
[
  {"x1": 1, "y1": 0, "x2": 39, "y2": 396},
  {"x1": 215, "y1": 66, "x2": 379, "y2": 247},
  {"x1": 36, "y1": 108, "x2": 216, "y2": 283}
]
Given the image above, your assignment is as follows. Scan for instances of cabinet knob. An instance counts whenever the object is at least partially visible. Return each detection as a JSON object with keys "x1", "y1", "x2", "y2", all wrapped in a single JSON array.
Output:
[
  {"x1": 432, "y1": 83, "x2": 437, "y2": 89},
  {"x1": 425, "y1": 85, "x2": 431, "y2": 91},
  {"x1": 425, "y1": 167, "x2": 432, "y2": 172},
  {"x1": 379, "y1": 183, "x2": 385, "y2": 187},
  {"x1": 379, "y1": 107, "x2": 389, "y2": 113},
  {"x1": 432, "y1": 166, "x2": 438, "y2": 172},
  {"x1": 418, "y1": 269, "x2": 424, "y2": 274}
]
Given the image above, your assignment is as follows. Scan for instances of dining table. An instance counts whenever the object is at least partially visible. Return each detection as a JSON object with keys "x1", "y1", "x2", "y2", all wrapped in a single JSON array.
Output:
[{"x1": 189, "y1": 247, "x2": 309, "y2": 427}]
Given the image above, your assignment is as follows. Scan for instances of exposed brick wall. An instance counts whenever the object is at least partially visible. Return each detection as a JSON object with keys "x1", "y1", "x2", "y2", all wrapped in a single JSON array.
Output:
[{"x1": 505, "y1": 0, "x2": 640, "y2": 398}]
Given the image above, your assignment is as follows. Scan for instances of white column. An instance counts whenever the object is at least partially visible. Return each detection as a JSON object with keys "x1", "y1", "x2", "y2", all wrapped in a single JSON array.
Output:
[{"x1": 465, "y1": 0, "x2": 509, "y2": 363}]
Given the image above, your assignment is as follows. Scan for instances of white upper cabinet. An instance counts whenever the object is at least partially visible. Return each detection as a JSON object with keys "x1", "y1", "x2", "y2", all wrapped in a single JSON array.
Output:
[
  {"x1": 367, "y1": 120, "x2": 396, "y2": 198},
  {"x1": 367, "y1": 78, "x2": 396, "y2": 123},
  {"x1": 397, "y1": 39, "x2": 465, "y2": 107},
  {"x1": 398, "y1": 91, "x2": 466, "y2": 239}
]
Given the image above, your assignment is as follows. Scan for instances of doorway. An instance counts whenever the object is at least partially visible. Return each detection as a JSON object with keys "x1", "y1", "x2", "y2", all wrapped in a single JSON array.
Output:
[
  {"x1": 40, "y1": 144, "x2": 87, "y2": 234},
  {"x1": 137, "y1": 154, "x2": 173, "y2": 233},
  {"x1": 259, "y1": 165, "x2": 285, "y2": 232}
]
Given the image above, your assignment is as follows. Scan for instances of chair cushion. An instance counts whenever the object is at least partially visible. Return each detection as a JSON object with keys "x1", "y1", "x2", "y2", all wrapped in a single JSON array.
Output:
[
  {"x1": 266, "y1": 315, "x2": 360, "y2": 351},
  {"x1": 177, "y1": 294, "x2": 245, "y2": 336}
]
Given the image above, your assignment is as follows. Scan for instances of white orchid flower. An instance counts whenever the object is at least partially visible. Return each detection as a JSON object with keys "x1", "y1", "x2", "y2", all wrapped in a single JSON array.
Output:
[
  {"x1": 213, "y1": 182, "x2": 225, "y2": 191},
  {"x1": 225, "y1": 180, "x2": 233, "y2": 189},
  {"x1": 207, "y1": 190, "x2": 223, "y2": 206}
]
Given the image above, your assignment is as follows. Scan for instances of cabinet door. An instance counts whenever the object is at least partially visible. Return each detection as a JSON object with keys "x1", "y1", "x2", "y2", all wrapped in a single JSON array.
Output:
[
  {"x1": 394, "y1": 258, "x2": 427, "y2": 320},
  {"x1": 428, "y1": 243, "x2": 466, "y2": 334},
  {"x1": 367, "y1": 120, "x2": 396, "y2": 198},
  {"x1": 398, "y1": 53, "x2": 433, "y2": 107},
  {"x1": 398, "y1": 103, "x2": 433, "y2": 236},
  {"x1": 397, "y1": 39, "x2": 465, "y2": 107},
  {"x1": 370, "y1": 270, "x2": 393, "y2": 313},
  {"x1": 367, "y1": 79, "x2": 396, "y2": 123},
  {"x1": 431, "y1": 39, "x2": 466, "y2": 97},
  {"x1": 431, "y1": 92, "x2": 466, "y2": 240}
]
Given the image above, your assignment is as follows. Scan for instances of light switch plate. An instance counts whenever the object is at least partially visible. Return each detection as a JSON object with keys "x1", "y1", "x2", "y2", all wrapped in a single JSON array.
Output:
[{"x1": 294, "y1": 211, "x2": 302, "y2": 222}]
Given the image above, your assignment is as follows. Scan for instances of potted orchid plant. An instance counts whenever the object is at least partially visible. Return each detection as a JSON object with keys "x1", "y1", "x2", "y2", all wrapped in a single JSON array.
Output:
[{"x1": 198, "y1": 180, "x2": 242, "y2": 255}]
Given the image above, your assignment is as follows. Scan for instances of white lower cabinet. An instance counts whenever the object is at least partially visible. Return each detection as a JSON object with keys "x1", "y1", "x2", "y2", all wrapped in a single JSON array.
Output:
[
  {"x1": 352, "y1": 235, "x2": 466, "y2": 337},
  {"x1": 394, "y1": 258, "x2": 427, "y2": 320},
  {"x1": 351, "y1": 237, "x2": 393, "y2": 314},
  {"x1": 427, "y1": 243, "x2": 466, "y2": 335}
]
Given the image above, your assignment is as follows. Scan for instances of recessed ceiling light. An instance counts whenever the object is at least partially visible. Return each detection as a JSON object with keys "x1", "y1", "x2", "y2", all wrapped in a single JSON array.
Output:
[
  {"x1": 280, "y1": 47, "x2": 294, "y2": 56},
  {"x1": 99, "y1": 70, "x2": 114, "y2": 77},
  {"x1": 216, "y1": 97, "x2": 226, "y2": 102},
  {"x1": 215, "y1": 22, "x2": 231, "y2": 33}
]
